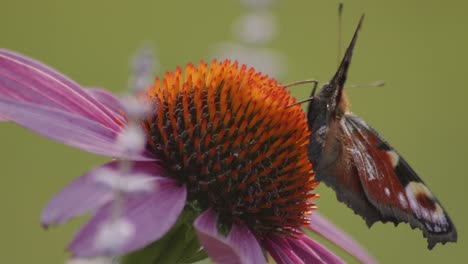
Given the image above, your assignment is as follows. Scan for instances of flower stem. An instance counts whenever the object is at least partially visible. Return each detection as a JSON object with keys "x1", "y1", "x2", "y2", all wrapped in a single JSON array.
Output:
[{"x1": 120, "y1": 209, "x2": 205, "y2": 264}]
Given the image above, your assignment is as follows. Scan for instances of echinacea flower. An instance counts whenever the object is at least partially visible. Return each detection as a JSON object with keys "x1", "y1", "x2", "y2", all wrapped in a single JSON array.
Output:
[{"x1": 0, "y1": 49, "x2": 376, "y2": 264}]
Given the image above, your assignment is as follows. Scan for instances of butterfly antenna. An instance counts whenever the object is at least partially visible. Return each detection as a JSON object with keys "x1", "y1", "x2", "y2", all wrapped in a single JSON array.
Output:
[
  {"x1": 338, "y1": 3, "x2": 343, "y2": 66},
  {"x1": 347, "y1": 80, "x2": 386, "y2": 89}
]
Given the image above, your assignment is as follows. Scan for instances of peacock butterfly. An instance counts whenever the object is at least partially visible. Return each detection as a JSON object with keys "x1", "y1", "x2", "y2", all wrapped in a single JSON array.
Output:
[{"x1": 305, "y1": 15, "x2": 457, "y2": 249}]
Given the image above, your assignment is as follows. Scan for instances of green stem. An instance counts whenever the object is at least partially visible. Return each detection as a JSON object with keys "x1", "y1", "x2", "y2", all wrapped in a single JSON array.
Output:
[
  {"x1": 154, "y1": 224, "x2": 193, "y2": 264},
  {"x1": 120, "y1": 208, "x2": 206, "y2": 264}
]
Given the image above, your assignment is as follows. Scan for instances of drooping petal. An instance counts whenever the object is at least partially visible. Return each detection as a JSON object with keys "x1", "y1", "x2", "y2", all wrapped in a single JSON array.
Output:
[
  {"x1": 86, "y1": 88, "x2": 125, "y2": 124},
  {"x1": 262, "y1": 236, "x2": 305, "y2": 264},
  {"x1": 227, "y1": 218, "x2": 266, "y2": 264},
  {"x1": 0, "y1": 97, "x2": 152, "y2": 160},
  {"x1": 194, "y1": 209, "x2": 265, "y2": 264},
  {"x1": 288, "y1": 234, "x2": 344, "y2": 264},
  {"x1": 307, "y1": 213, "x2": 376, "y2": 264},
  {"x1": 263, "y1": 233, "x2": 345, "y2": 264},
  {"x1": 41, "y1": 161, "x2": 165, "y2": 227},
  {"x1": 69, "y1": 177, "x2": 187, "y2": 257},
  {"x1": 195, "y1": 212, "x2": 244, "y2": 264},
  {"x1": 41, "y1": 166, "x2": 113, "y2": 228},
  {"x1": 0, "y1": 49, "x2": 120, "y2": 130}
]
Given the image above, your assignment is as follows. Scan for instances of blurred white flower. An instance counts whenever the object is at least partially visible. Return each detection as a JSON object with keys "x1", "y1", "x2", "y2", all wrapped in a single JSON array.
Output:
[
  {"x1": 233, "y1": 12, "x2": 277, "y2": 44},
  {"x1": 129, "y1": 46, "x2": 157, "y2": 93},
  {"x1": 115, "y1": 124, "x2": 147, "y2": 156},
  {"x1": 240, "y1": 0, "x2": 275, "y2": 9},
  {"x1": 93, "y1": 167, "x2": 156, "y2": 194},
  {"x1": 120, "y1": 95, "x2": 151, "y2": 119},
  {"x1": 211, "y1": 0, "x2": 286, "y2": 78},
  {"x1": 213, "y1": 42, "x2": 287, "y2": 77},
  {"x1": 95, "y1": 218, "x2": 135, "y2": 254}
]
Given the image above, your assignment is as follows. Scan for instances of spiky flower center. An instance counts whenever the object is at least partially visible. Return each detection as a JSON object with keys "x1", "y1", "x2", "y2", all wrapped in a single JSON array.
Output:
[{"x1": 142, "y1": 60, "x2": 317, "y2": 235}]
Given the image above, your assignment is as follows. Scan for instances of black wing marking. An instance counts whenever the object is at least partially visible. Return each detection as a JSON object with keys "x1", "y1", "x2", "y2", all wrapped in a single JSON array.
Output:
[{"x1": 344, "y1": 114, "x2": 457, "y2": 249}]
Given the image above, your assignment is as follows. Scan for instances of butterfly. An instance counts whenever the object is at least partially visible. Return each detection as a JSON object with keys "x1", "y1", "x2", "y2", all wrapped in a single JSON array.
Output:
[{"x1": 305, "y1": 15, "x2": 457, "y2": 249}]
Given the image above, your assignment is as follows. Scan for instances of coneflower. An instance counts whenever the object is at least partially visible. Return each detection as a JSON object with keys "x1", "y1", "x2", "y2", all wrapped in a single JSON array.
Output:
[{"x1": 0, "y1": 49, "x2": 375, "y2": 264}]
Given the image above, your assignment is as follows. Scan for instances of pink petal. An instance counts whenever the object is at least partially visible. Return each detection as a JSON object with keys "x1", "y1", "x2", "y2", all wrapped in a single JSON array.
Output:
[
  {"x1": 69, "y1": 177, "x2": 186, "y2": 257},
  {"x1": 194, "y1": 209, "x2": 265, "y2": 264},
  {"x1": 0, "y1": 97, "x2": 112, "y2": 157},
  {"x1": 288, "y1": 234, "x2": 344, "y2": 264},
  {"x1": 0, "y1": 97, "x2": 152, "y2": 160},
  {"x1": 0, "y1": 49, "x2": 120, "y2": 130},
  {"x1": 262, "y1": 237, "x2": 305, "y2": 264},
  {"x1": 263, "y1": 233, "x2": 344, "y2": 264},
  {"x1": 307, "y1": 213, "x2": 377, "y2": 264},
  {"x1": 227, "y1": 219, "x2": 266, "y2": 263},
  {"x1": 86, "y1": 88, "x2": 125, "y2": 124},
  {"x1": 41, "y1": 161, "x2": 165, "y2": 227}
]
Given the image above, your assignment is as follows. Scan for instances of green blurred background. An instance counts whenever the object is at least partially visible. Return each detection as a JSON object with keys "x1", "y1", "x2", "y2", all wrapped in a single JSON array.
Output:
[{"x1": 1, "y1": 0, "x2": 467, "y2": 263}]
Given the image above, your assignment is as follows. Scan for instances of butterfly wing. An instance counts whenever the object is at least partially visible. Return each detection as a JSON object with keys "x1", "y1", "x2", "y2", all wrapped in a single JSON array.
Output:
[
  {"x1": 310, "y1": 117, "x2": 390, "y2": 227},
  {"x1": 342, "y1": 114, "x2": 457, "y2": 248}
]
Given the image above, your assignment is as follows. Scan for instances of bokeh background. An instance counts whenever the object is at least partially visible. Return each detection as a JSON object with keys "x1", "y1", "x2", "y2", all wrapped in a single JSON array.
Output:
[{"x1": 1, "y1": 0, "x2": 467, "y2": 263}]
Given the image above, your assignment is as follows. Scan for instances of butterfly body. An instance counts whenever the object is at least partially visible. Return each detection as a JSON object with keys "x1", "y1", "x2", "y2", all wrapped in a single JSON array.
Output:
[{"x1": 307, "y1": 15, "x2": 457, "y2": 249}]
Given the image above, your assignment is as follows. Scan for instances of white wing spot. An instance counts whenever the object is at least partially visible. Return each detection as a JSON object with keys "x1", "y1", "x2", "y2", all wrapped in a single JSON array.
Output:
[
  {"x1": 384, "y1": 187, "x2": 391, "y2": 197},
  {"x1": 386, "y1": 150, "x2": 400, "y2": 168},
  {"x1": 398, "y1": 193, "x2": 408, "y2": 209},
  {"x1": 405, "y1": 182, "x2": 449, "y2": 232}
]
